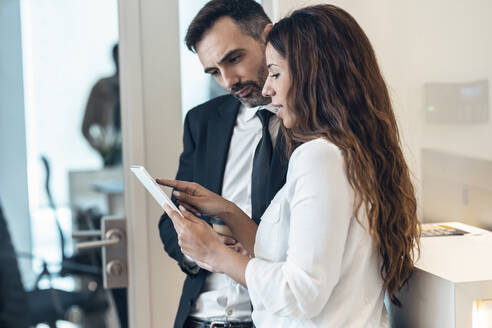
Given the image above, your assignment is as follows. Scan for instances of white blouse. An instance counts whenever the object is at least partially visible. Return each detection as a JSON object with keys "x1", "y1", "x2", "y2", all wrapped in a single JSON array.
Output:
[{"x1": 245, "y1": 138, "x2": 389, "y2": 327}]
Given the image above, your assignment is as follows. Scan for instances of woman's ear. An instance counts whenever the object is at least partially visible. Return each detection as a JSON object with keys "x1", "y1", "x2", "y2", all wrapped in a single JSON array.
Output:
[{"x1": 262, "y1": 23, "x2": 274, "y2": 42}]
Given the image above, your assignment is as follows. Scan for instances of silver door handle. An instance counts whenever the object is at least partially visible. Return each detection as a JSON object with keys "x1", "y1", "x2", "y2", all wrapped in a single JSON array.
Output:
[
  {"x1": 76, "y1": 229, "x2": 124, "y2": 250},
  {"x1": 74, "y1": 217, "x2": 127, "y2": 289},
  {"x1": 72, "y1": 230, "x2": 101, "y2": 238}
]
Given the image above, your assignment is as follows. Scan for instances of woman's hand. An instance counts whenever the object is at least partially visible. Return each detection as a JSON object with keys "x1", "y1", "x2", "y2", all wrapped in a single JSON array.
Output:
[
  {"x1": 157, "y1": 178, "x2": 257, "y2": 257},
  {"x1": 163, "y1": 204, "x2": 228, "y2": 272},
  {"x1": 156, "y1": 179, "x2": 233, "y2": 218},
  {"x1": 193, "y1": 240, "x2": 249, "y2": 271}
]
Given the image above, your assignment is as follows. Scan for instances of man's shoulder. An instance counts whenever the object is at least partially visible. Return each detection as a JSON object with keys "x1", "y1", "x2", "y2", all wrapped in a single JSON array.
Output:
[{"x1": 186, "y1": 94, "x2": 238, "y2": 121}]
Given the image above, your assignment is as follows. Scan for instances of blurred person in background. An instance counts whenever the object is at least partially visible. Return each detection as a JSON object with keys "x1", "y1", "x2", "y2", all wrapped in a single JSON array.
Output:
[{"x1": 81, "y1": 43, "x2": 122, "y2": 167}]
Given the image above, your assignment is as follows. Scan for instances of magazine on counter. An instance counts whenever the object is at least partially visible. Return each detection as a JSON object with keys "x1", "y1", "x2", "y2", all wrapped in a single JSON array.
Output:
[{"x1": 420, "y1": 223, "x2": 470, "y2": 237}]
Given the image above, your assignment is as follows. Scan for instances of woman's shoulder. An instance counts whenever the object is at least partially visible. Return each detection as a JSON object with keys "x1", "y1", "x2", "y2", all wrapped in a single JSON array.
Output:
[
  {"x1": 285, "y1": 138, "x2": 350, "y2": 196},
  {"x1": 291, "y1": 138, "x2": 343, "y2": 165},
  {"x1": 287, "y1": 138, "x2": 345, "y2": 180}
]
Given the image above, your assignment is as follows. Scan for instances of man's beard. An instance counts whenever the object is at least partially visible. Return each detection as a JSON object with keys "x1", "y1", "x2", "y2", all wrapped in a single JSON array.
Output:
[{"x1": 230, "y1": 63, "x2": 270, "y2": 107}]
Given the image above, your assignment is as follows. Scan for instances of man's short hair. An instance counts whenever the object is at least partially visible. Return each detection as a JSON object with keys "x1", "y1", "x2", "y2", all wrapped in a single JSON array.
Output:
[{"x1": 185, "y1": 0, "x2": 271, "y2": 53}]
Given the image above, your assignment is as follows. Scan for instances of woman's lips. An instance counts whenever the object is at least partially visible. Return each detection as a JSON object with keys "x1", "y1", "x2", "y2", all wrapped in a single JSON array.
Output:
[
  {"x1": 272, "y1": 104, "x2": 283, "y2": 112},
  {"x1": 275, "y1": 106, "x2": 284, "y2": 118}
]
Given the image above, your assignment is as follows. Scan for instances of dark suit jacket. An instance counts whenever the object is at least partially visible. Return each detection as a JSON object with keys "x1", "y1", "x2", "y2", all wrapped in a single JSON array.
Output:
[{"x1": 158, "y1": 95, "x2": 288, "y2": 328}]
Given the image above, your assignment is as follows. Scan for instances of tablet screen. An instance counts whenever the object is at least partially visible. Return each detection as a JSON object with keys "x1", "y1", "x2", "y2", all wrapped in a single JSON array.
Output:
[{"x1": 130, "y1": 165, "x2": 183, "y2": 217}]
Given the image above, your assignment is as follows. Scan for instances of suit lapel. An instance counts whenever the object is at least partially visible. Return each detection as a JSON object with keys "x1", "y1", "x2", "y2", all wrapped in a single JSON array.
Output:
[{"x1": 204, "y1": 97, "x2": 241, "y2": 195}]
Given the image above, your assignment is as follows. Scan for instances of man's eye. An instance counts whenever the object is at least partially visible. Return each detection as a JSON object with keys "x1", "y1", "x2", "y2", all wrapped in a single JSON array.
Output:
[
  {"x1": 210, "y1": 71, "x2": 219, "y2": 76},
  {"x1": 230, "y1": 56, "x2": 241, "y2": 63}
]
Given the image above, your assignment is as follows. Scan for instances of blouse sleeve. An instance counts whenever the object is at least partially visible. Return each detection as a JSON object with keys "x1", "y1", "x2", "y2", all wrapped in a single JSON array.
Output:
[{"x1": 245, "y1": 141, "x2": 354, "y2": 319}]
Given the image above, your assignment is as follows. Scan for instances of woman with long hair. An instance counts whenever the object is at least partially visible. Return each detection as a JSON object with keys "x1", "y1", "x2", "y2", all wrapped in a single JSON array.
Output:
[{"x1": 159, "y1": 4, "x2": 419, "y2": 327}]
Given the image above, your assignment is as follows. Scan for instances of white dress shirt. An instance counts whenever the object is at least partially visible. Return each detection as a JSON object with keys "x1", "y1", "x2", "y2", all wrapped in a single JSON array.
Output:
[
  {"x1": 189, "y1": 103, "x2": 280, "y2": 321},
  {"x1": 245, "y1": 138, "x2": 390, "y2": 327}
]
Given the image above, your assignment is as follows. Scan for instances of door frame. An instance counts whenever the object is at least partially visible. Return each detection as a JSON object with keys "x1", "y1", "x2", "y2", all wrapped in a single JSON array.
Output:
[{"x1": 118, "y1": 0, "x2": 185, "y2": 326}]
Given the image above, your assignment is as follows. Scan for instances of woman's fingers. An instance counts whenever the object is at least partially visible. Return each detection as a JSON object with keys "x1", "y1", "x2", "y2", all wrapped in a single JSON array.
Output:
[
  {"x1": 156, "y1": 178, "x2": 198, "y2": 195},
  {"x1": 165, "y1": 204, "x2": 204, "y2": 236},
  {"x1": 166, "y1": 206, "x2": 206, "y2": 265},
  {"x1": 155, "y1": 178, "x2": 179, "y2": 188},
  {"x1": 179, "y1": 205, "x2": 203, "y2": 224},
  {"x1": 172, "y1": 189, "x2": 201, "y2": 208},
  {"x1": 164, "y1": 204, "x2": 186, "y2": 233},
  {"x1": 177, "y1": 201, "x2": 201, "y2": 216},
  {"x1": 216, "y1": 234, "x2": 236, "y2": 246},
  {"x1": 195, "y1": 259, "x2": 215, "y2": 272}
]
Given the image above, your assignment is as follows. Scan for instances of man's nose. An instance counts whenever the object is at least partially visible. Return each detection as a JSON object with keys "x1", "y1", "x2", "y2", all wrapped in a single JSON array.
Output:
[{"x1": 221, "y1": 70, "x2": 240, "y2": 91}]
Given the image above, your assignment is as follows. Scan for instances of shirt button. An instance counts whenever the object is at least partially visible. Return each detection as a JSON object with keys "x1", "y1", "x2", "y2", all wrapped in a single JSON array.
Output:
[{"x1": 226, "y1": 308, "x2": 233, "y2": 316}]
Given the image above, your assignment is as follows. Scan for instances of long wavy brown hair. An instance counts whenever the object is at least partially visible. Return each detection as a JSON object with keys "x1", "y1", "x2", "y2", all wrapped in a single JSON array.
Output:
[{"x1": 266, "y1": 4, "x2": 420, "y2": 305}]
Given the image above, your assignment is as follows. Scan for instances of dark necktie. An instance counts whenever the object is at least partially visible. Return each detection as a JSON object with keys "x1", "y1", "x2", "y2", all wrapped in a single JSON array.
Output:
[{"x1": 251, "y1": 109, "x2": 274, "y2": 223}]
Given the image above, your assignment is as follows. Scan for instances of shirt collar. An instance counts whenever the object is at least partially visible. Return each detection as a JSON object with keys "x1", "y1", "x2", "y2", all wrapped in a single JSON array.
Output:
[{"x1": 243, "y1": 103, "x2": 278, "y2": 122}]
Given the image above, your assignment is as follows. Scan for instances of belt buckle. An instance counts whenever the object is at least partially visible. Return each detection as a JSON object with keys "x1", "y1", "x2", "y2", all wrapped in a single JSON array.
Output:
[{"x1": 210, "y1": 321, "x2": 231, "y2": 328}]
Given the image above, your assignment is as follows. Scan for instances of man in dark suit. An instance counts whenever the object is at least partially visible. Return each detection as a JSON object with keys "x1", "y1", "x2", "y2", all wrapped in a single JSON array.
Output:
[{"x1": 158, "y1": 1, "x2": 288, "y2": 327}]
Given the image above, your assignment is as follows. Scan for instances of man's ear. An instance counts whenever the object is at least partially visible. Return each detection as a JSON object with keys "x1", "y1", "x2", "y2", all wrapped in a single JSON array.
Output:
[{"x1": 261, "y1": 23, "x2": 274, "y2": 42}]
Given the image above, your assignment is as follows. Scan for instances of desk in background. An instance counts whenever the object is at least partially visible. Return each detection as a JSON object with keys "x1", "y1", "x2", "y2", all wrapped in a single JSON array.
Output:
[
  {"x1": 68, "y1": 167, "x2": 124, "y2": 218},
  {"x1": 390, "y1": 222, "x2": 492, "y2": 328}
]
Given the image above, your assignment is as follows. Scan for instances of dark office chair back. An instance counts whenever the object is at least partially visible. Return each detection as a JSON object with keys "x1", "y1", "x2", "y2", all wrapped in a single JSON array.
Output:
[{"x1": 0, "y1": 204, "x2": 30, "y2": 328}]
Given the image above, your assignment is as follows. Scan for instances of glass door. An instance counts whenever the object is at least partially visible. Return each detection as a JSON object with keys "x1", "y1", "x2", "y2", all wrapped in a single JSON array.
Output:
[{"x1": 1, "y1": 0, "x2": 128, "y2": 327}]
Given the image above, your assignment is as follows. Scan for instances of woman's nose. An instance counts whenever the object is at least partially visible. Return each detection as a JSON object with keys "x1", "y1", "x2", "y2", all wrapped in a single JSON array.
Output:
[{"x1": 262, "y1": 81, "x2": 275, "y2": 98}]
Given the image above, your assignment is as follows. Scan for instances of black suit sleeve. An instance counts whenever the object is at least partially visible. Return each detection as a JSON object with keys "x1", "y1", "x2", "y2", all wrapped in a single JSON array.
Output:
[{"x1": 158, "y1": 113, "x2": 198, "y2": 275}]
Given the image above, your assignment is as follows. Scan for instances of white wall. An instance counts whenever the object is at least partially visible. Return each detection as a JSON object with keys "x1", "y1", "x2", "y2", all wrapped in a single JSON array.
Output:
[
  {"x1": 0, "y1": 0, "x2": 33, "y2": 286},
  {"x1": 276, "y1": 0, "x2": 492, "y2": 225}
]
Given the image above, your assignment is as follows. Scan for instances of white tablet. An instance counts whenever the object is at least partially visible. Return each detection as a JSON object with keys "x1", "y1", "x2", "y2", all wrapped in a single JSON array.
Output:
[{"x1": 130, "y1": 165, "x2": 183, "y2": 217}]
